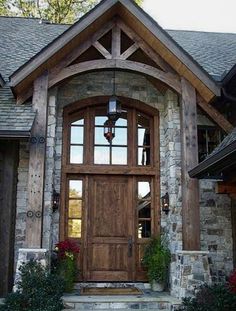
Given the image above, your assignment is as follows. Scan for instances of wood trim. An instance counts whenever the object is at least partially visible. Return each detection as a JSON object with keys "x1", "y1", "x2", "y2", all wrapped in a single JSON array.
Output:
[
  {"x1": 120, "y1": 43, "x2": 138, "y2": 60},
  {"x1": 25, "y1": 72, "x2": 48, "y2": 248},
  {"x1": 62, "y1": 164, "x2": 158, "y2": 176},
  {"x1": 181, "y1": 77, "x2": 200, "y2": 250},
  {"x1": 117, "y1": 19, "x2": 172, "y2": 73},
  {"x1": 93, "y1": 41, "x2": 112, "y2": 59},
  {"x1": 197, "y1": 95, "x2": 234, "y2": 134},
  {"x1": 48, "y1": 59, "x2": 181, "y2": 94},
  {"x1": 112, "y1": 25, "x2": 121, "y2": 58}
]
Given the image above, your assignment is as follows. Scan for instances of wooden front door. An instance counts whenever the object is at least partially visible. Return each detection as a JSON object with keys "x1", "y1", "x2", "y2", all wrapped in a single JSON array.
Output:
[
  {"x1": 61, "y1": 98, "x2": 160, "y2": 282},
  {"x1": 87, "y1": 175, "x2": 133, "y2": 281}
]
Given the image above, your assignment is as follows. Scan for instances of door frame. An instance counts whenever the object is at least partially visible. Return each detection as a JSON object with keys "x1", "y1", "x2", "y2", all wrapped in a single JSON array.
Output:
[{"x1": 60, "y1": 96, "x2": 160, "y2": 281}]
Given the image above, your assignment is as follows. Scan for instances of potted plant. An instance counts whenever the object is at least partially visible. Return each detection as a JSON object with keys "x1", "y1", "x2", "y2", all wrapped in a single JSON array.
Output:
[
  {"x1": 54, "y1": 239, "x2": 80, "y2": 292},
  {"x1": 143, "y1": 235, "x2": 171, "y2": 291}
]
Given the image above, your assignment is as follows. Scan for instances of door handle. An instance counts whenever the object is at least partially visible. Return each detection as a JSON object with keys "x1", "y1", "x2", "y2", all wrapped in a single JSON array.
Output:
[{"x1": 128, "y1": 236, "x2": 133, "y2": 257}]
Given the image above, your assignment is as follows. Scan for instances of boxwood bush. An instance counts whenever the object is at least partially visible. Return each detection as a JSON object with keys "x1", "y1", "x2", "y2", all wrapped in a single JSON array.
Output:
[{"x1": 0, "y1": 260, "x2": 64, "y2": 311}]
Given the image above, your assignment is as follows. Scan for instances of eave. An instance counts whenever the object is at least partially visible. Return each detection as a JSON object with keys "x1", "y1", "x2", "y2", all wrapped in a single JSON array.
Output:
[
  {"x1": 0, "y1": 130, "x2": 31, "y2": 139},
  {"x1": 189, "y1": 140, "x2": 236, "y2": 179},
  {"x1": 9, "y1": 0, "x2": 220, "y2": 103}
]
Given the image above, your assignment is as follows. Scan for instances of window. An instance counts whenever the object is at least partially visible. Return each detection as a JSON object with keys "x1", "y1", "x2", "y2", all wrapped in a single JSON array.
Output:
[
  {"x1": 66, "y1": 105, "x2": 154, "y2": 167},
  {"x1": 67, "y1": 180, "x2": 83, "y2": 238},
  {"x1": 198, "y1": 126, "x2": 225, "y2": 162}
]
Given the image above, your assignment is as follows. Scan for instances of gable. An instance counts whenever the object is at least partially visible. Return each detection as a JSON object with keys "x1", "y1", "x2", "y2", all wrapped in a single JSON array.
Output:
[{"x1": 8, "y1": 0, "x2": 221, "y2": 104}]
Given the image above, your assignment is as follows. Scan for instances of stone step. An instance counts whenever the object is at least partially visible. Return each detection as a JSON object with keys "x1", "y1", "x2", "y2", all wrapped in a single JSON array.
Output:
[{"x1": 63, "y1": 293, "x2": 181, "y2": 310}]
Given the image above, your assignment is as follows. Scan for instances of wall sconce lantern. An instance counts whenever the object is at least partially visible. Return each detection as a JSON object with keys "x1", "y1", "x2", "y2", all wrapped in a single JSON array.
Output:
[
  {"x1": 161, "y1": 192, "x2": 169, "y2": 215},
  {"x1": 52, "y1": 190, "x2": 60, "y2": 213}
]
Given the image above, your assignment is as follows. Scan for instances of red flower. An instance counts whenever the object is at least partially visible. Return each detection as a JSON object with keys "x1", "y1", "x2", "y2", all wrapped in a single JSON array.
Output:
[
  {"x1": 229, "y1": 269, "x2": 236, "y2": 294},
  {"x1": 55, "y1": 239, "x2": 80, "y2": 259}
]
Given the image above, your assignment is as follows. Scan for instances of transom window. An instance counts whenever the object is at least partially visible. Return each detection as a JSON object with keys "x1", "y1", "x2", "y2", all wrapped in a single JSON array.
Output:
[{"x1": 67, "y1": 105, "x2": 153, "y2": 167}]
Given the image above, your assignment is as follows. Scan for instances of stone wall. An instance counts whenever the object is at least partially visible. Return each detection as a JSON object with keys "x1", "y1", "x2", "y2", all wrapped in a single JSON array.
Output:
[{"x1": 200, "y1": 180, "x2": 233, "y2": 281}]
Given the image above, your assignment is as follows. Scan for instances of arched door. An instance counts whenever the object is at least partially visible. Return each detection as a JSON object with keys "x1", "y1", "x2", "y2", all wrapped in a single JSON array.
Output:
[{"x1": 61, "y1": 98, "x2": 160, "y2": 281}]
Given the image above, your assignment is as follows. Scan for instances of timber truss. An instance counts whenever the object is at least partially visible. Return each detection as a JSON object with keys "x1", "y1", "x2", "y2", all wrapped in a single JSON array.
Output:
[{"x1": 18, "y1": 18, "x2": 233, "y2": 134}]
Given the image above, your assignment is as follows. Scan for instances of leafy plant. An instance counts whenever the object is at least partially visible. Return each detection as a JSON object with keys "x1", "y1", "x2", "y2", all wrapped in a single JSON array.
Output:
[
  {"x1": 177, "y1": 283, "x2": 236, "y2": 311},
  {"x1": 54, "y1": 239, "x2": 80, "y2": 292},
  {"x1": 0, "y1": 260, "x2": 64, "y2": 311},
  {"x1": 143, "y1": 236, "x2": 171, "y2": 284},
  {"x1": 229, "y1": 269, "x2": 236, "y2": 294}
]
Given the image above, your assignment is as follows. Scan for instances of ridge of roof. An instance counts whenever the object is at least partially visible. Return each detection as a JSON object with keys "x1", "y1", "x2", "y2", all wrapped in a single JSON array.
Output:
[{"x1": 167, "y1": 29, "x2": 236, "y2": 35}]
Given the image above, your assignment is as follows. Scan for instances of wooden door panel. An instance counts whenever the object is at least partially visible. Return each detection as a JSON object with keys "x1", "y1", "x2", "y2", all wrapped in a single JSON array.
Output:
[{"x1": 87, "y1": 175, "x2": 133, "y2": 281}]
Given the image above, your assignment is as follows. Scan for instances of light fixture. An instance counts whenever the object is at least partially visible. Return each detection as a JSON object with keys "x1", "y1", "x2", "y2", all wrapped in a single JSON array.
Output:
[
  {"x1": 107, "y1": 95, "x2": 121, "y2": 122},
  {"x1": 104, "y1": 119, "x2": 115, "y2": 143},
  {"x1": 108, "y1": 70, "x2": 121, "y2": 120},
  {"x1": 52, "y1": 190, "x2": 60, "y2": 213},
  {"x1": 161, "y1": 192, "x2": 169, "y2": 215},
  {"x1": 103, "y1": 71, "x2": 122, "y2": 142}
]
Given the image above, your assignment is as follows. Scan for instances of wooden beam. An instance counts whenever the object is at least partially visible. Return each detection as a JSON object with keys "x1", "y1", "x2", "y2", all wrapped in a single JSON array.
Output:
[
  {"x1": 197, "y1": 95, "x2": 234, "y2": 134},
  {"x1": 0, "y1": 142, "x2": 18, "y2": 296},
  {"x1": 49, "y1": 59, "x2": 181, "y2": 94},
  {"x1": 120, "y1": 43, "x2": 138, "y2": 60},
  {"x1": 112, "y1": 25, "x2": 121, "y2": 58},
  {"x1": 51, "y1": 19, "x2": 115, "y2": 76},
  {"x1": 117, "y1": 19, "x2": 173, "y2": 73},
  {"x1": 216, "y1": 181, "x2": 236, "y2": 194},
  {"x1": 93, "y1": 41, "x2": 112, "y2": 59},
  {"x1": 25, "y1": 72, "x2": 48, "y2": 248},
  {"x1": 181, "y1": 77, "x2": 200, "y2": 250}
]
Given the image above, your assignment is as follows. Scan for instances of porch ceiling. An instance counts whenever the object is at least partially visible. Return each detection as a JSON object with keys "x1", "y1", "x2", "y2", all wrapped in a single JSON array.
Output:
[{"x1": 9, "y1": 0, "x2": 220, "y2": 103}]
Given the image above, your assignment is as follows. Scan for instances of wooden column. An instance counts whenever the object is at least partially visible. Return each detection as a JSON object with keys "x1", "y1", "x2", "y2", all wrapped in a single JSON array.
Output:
[
  {"x1": 0, "y1": 141, "x2": 19, "y2": 297},
  {"x1": 26, "y1": 72, "x2": 48, "y2": 248},
  {"x1": 231, "y1": 195, "x2": 236, "y2": 268},
  {"x1": 181, "y1": 77, "x2": 200, "y2": 250}
]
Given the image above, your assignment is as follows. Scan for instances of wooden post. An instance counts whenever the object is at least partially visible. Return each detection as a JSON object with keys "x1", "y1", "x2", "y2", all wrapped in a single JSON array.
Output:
[
  {"x1": 230, "y1": 195, "x2": 236, "y2": 268},
  {"x1": 0, "y1": 141, "x2": 19, "y2": 296},
  {"x1": 25, "y1": 73, "x2": 48, "y2": 248},
  {"x1": 181, "y1": 77, "x2": 200, "y2": 250}
]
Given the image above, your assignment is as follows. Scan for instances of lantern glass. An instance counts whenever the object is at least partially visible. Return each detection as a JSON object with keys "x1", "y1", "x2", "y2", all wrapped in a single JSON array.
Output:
[
  {"x1": 108, "y1": 96, "x2": 121, "y2": 121},
  {"x1": 104, "y1": 119, "x2": 115, "y2": 143}
]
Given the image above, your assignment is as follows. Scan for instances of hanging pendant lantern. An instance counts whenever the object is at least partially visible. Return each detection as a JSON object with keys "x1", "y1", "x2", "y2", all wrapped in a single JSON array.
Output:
[
  {"x1": 108, "y1": 96, "x2": 122, "y2": 121},
  {"x1": 104, "y1": 119, "x2": 115, "y2": 143},
  {"x1": 107, "y1": 71, "x2": 122, "y2": 122}
]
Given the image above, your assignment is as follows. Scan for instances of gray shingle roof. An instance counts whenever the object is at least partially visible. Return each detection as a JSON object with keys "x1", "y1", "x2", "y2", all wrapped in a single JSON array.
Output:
[
  {"x1": 0, "y1": 16, "x2": 68, "y2": 81},
  {"x1": 0, "y1": 103, "x2": 35, "y2": 137},
  {"x1": 167, "y1": 30, "x2": 236, "y2": 81},
  {"x1": 0, "y1": 16, "x2": 236, "y2": 83}
]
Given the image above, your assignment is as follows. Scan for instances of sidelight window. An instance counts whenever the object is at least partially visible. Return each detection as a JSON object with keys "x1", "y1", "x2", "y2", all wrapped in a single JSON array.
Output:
[
  {"x1": 68, "y1": 180, "x2": 83, "y2": 238},
  {"x1": 137, "y1": 181, "x2": 151, "y2": 238}
]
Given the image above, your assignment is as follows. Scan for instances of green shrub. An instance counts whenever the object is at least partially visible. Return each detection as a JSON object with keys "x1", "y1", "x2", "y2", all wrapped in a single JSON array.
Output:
[
  {"x1": 0, "y1": 260, "x2": 64, "y2": 311},
  {"x1": 177, "y1": 283, "x2": 236, "y2": 311},
  {"x1": 143, "y1": 236, "x2": 171, "y2": 284}
]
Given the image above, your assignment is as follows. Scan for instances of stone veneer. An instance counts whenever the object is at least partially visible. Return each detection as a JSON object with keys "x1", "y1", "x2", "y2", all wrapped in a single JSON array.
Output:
[
  {"x1": 171, "y1": 251, "x2": 211, "y2": 299},
  {"x1": 14, "y1": 70, "x2": 234, "y2": 297}
]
